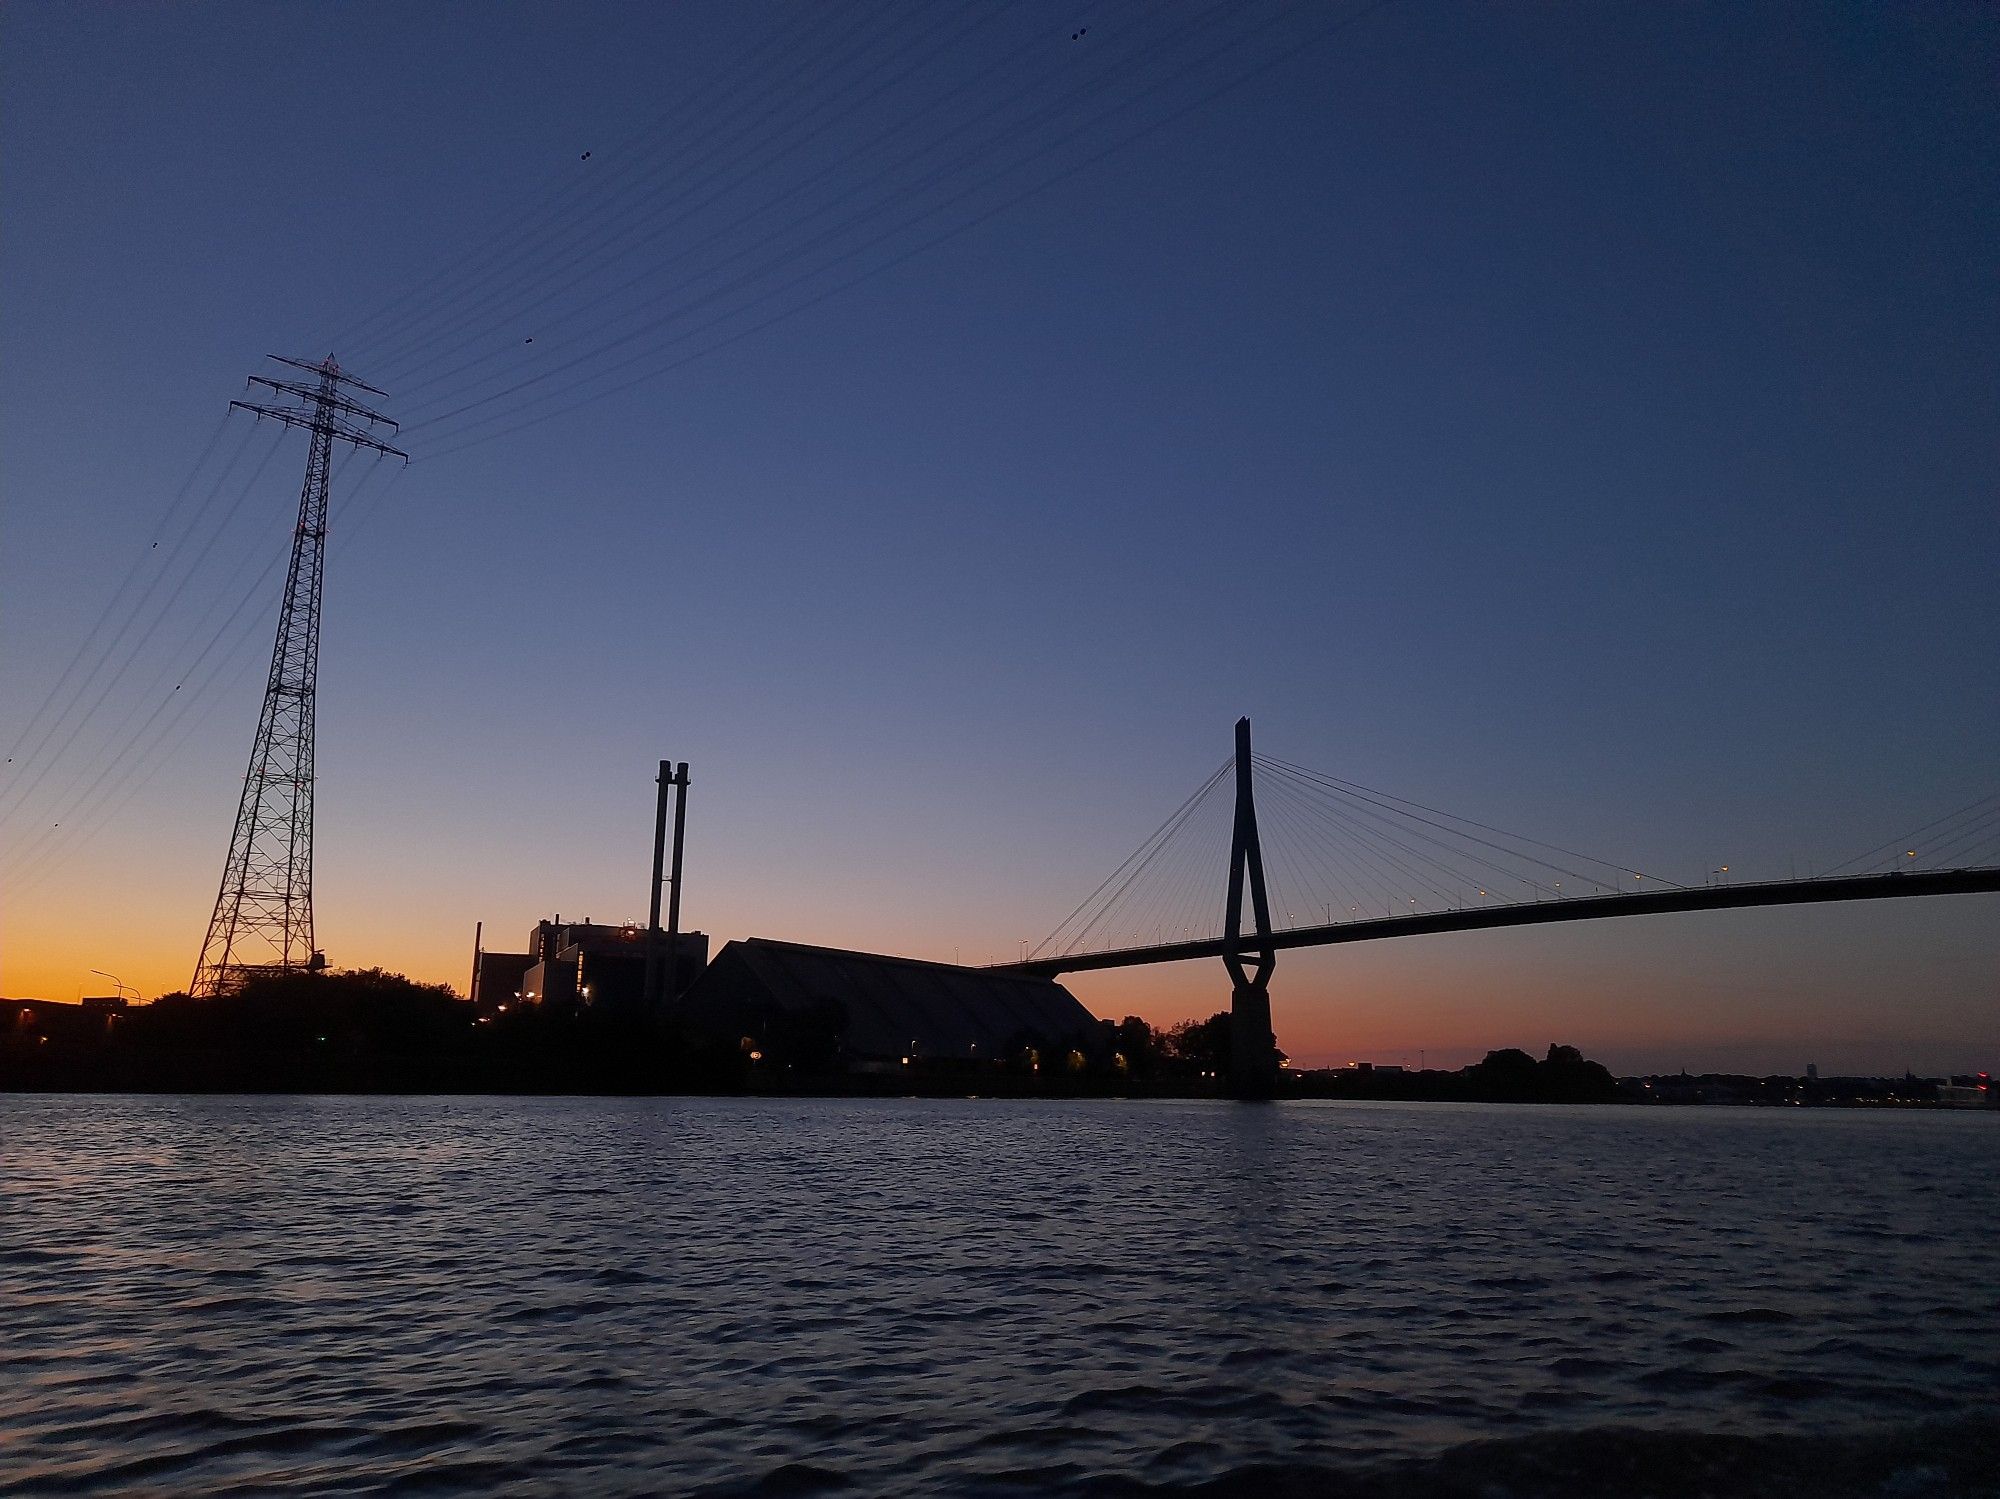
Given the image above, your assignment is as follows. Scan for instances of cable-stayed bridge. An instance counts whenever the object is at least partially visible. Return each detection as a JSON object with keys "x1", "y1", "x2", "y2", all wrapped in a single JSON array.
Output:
[
  {"x1": 1000, "y1": 720, "x2": 2000, "y2": 1095},
  {"x1": 1010, "y1": 867, "x2": 2000, "y2": 978}
]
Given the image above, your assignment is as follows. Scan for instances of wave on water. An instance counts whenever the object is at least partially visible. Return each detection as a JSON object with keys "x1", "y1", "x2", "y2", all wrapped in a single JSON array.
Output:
[
  {"x1": 1068, "y1": 1413, "x2": 2000, "y2": 1499},
  {"x1": 5, "y1": 1096, "x2": 1997, "y2": 1498}
]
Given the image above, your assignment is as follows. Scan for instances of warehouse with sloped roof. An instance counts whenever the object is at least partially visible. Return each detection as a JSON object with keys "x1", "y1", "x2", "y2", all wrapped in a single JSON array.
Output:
[{"x1": 673, "y1": 938, "x2": 1102, "y2": 1072}]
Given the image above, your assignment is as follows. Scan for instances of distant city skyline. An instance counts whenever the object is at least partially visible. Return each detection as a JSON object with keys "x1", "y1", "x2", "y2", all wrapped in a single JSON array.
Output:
[{"x1": 3, "y1": 1, "x2": 1994, "y2": 1073}]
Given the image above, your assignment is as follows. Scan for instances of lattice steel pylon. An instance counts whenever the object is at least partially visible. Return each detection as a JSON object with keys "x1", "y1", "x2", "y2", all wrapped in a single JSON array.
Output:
[{"x1": 190, "y1": 356, "x2": 406, "y2": 997}]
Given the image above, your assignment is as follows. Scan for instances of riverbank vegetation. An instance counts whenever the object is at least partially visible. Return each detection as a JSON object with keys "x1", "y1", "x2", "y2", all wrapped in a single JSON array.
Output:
[{"x1": 2, "y1": 969, "x2": 1641, "y2": 1102}]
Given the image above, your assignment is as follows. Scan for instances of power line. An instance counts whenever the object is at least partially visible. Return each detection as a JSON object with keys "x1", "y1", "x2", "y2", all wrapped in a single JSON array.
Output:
[
  {"x1": 1, "y1": 451, "x2": 394, "y2": 894},
  {"x1": 318, "y1": 4, "x2": 852, "y2": 361},
  {"x1": 0, "y1": 423, "x2": 288, "y2": 829},
  {"x1": 0, "y1": 407, "x2": 236, "y2": 768},
  {"x1": 349, "y1": 0, "x2": 896, "y2": 375},
  {"x1": 399, "y1": 0, "x2": 1269, "y2": 435},
  {"x1": 9, "y1": 3, "x2": 1401, "y2": 948},
  {"x1": 381, "y1": 1, "x2": 1012, "y2": 400},
  {"x1": 410, "y1": 0, "x2": 1375, "y2": 458}
]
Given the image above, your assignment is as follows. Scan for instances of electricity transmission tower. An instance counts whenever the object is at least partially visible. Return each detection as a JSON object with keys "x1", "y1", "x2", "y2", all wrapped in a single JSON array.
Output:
[{"x1": 190, "y1": 356, "x2": 406, "y2": 997}]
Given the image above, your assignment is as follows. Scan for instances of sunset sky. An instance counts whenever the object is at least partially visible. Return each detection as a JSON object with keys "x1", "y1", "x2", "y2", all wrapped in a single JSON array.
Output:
[{"x1": 3, "y1": 1, "x2": 1994, "y2": 1074}]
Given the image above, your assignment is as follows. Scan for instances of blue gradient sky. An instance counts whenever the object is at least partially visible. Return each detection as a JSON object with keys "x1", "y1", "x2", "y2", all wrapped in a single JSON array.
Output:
[{"x1": 3, "y1": 1, "x2": 1994, "y2": 1072}]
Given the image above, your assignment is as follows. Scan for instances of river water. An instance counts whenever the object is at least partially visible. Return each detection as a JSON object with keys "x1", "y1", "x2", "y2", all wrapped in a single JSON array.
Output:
[{"x1": 2, "y1": 1095, "x2": 1995, "y2": 1496}]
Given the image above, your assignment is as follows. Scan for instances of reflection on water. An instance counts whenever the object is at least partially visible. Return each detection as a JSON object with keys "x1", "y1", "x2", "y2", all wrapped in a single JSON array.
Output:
[{"x1": 2, "y1": 1096, "x2": 1996, "y2": 1495}]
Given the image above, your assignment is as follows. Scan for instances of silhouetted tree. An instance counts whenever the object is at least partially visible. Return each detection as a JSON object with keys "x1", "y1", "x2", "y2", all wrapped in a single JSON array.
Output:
[
  {"x1": 1163, "y1": 1012, "x2": 1233, "y2": 1077},
  {"x1": 1460, "y1": 1043, "x2": 1616, "y2": 1103},
  {"x1": 1465, "y1": 1046, "x2": 1540, "y2": 1100},
  {"x1": 1113, "y1": 1016, "x2": 1163, "y2": 1078},
  {"x1": 138, "y1": 967, "x2": 463, "y2": 1052},
  {"x1": 1538, "y1": 1042, "x2": 1618, "y2": 1103}
]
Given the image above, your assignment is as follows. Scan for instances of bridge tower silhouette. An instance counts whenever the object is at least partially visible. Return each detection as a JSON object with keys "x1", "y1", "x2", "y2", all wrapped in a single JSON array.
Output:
[
  {"x1": 190, "y1": 356, "x2": 406, "y2": 997},
  {"x1": 1222, "y1": 717, "x2": 1280, "y2": 1097}
]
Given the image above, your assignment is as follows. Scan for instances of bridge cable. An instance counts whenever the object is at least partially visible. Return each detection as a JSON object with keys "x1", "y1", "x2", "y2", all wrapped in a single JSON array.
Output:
[
  {"x1": 1259, "y1": 762, "x2": 1577, "y2": 902},
  {"x1": 1254, "y1": 754, "x2": 1679, "y2": 889},
  {"x1": 1820, "y1": 793, "x2": 2000, "y2": 877},
  {"x1": 1267, "y1": 773, "x2": 1472, "y2": 909},
  {"x1": 1914, "y1": 801, "x2": 2000, "y2": 869},
  {"x1": 1255, "y1": 772, "x2": 1406, "y2": 918},
  {"x1": 1068, "y1": 771, "x2": 1229, "y2": 954},
  {"x1": 1030, "y1": 756, "x2": 1229, "y2": 959}
]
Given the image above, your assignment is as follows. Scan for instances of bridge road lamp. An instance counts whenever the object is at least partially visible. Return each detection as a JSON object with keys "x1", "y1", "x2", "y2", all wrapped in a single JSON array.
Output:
[{"x1": 89, "y1": 969, "x2": 138, "y2": 1001}]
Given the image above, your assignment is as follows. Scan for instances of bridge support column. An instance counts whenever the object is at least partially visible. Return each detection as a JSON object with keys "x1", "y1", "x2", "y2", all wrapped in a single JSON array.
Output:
[
  {"x1": 1222, "y1": 717, "x2": 1281, "y2": 1100},
  {"x1": 1229, "y1": 984, "x2": 1279, "y2": 1099}
]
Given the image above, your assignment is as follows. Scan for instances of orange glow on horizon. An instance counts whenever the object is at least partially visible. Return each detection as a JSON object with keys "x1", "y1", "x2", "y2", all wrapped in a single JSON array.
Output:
[{"x1": 4, "y1": 872, "x2": 1993, "y2": 1079}]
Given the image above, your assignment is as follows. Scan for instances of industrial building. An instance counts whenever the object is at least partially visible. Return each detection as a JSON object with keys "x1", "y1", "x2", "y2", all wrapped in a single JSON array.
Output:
[
  {"x1": 468, "y1": 915, "x2": 1106, "y2": 1078},
  {"x1": 472, "y1": 917, "x2": 709, "y2": 1013},
  {"x1": 671, "y1": 938, "x2": 1102, "y2": 1073}
]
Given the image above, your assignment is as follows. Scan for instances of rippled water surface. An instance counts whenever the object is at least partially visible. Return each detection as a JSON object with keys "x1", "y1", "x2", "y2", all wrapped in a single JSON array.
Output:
[{"x1": 3, "y1": 1096, "x2": 1996, "y2": 1496}]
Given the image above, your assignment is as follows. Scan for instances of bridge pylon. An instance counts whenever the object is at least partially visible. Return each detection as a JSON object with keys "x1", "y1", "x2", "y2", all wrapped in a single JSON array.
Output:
[{"x1": 1223, "y1": 717, "x2": 1281, "y2": 1098}]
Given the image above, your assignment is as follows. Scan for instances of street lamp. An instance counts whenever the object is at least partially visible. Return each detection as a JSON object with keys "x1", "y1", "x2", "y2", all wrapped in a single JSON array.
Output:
[{"x1": 88, "y1": 969, "x2": 137, "y2": 1001}]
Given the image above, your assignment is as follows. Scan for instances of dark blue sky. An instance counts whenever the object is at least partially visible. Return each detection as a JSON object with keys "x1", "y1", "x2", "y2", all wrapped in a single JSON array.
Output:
[{"x1": 3, "y1": 1, "x2": 1994, "y2": 1069}]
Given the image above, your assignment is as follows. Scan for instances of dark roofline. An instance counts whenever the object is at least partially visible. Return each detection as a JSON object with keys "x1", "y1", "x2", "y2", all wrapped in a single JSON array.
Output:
[
  {"x1": 729, "y1": 937, "x2": 1072, "y2": 986},
  {"x1": 536, "y1": 919, "x2": 711, "y2": 936}
]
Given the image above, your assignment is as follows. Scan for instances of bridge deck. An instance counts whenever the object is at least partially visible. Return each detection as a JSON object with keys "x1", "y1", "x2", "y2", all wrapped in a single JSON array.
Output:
[{"x1": 1001, "y1": 867, "x2": 2000, "y2": 978}]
